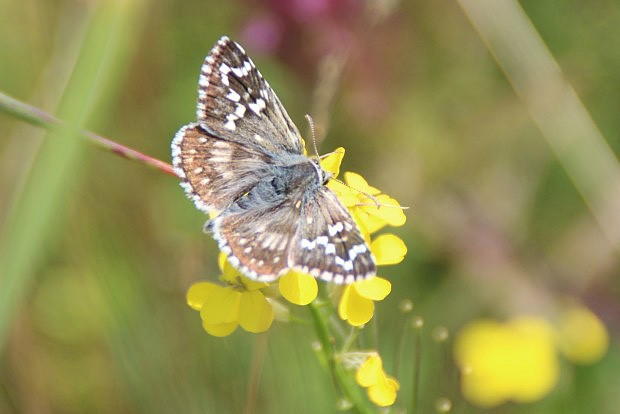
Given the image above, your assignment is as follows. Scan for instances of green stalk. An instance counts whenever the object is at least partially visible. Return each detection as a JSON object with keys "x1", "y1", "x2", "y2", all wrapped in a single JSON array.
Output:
[{"x1": 308, "y1": 301, "x2": 375, "y2": 414}]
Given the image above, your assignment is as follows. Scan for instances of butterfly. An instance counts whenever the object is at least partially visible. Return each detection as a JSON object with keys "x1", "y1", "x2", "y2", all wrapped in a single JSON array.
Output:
[{"x1": 171, "y1": 36, "x2": 376, "y2": 284}]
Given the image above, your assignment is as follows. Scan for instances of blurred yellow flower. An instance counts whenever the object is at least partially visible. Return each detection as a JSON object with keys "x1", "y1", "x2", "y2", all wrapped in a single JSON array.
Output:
[
  {"x1": 186, "y1": 254, "x2": 274, "y2": 336},
  {"x1": 557, "y1": 305, "x2": 609, "y2": 364},
  {"x1": 454, "y1": 317, "x2": 559, "y2": 407},
  {"x1": 338, "y1": 277, "x2": 391, "y2": 326},
  {"x1": 355, "y1": 353, "x2": 399, "y2": 407}
]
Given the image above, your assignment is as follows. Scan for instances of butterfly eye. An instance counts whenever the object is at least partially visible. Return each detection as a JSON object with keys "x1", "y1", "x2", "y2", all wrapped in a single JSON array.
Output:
[
  {"x1": 322, "y1": 170, "x2": 333, "y2": 185},
  {"x1": 308, "y1": 158, "x2": 330, "y2": 184}
]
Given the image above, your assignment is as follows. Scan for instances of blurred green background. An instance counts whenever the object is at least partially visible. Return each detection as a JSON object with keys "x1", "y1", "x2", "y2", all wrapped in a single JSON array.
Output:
[{"x1": 0, "y1": 0, "x2": 619, "y2": 412}]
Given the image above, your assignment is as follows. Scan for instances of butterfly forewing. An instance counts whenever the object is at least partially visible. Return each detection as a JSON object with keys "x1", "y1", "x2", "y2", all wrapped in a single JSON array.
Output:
[
  {"x1": 196, "y1": 36, "x2": 304, "y2": 155},
  {"x1": 172, "y1": 123, "x2": 276, "y2": 212}
]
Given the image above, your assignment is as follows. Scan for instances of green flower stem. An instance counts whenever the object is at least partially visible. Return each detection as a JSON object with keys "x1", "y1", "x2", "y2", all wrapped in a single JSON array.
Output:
[
  {"x1": 307, "y1": 301, "x2": 374, "y2": 414},
  {"x1": 410, "y1": 323, "x2": 423, "y2": 414},
  {"x1": 0, "y1": 91, "x2": 177, "y2": 178},
  {"x1": 341, "y1": 326, "x2": 361, "y2": 354},
  {"x1": 392, "y1": 313, "x2": 410, "y2": 378}
]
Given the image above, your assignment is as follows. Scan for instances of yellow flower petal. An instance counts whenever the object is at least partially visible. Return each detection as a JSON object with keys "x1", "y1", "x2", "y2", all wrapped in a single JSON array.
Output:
[
  {"x1": 200, "y1": 287, "x2": 241, "y2": 324},
  {"x1": 355, "y1": 212, "x2": 386, "y2": 235},
  {"x1": 370, "y1": 195, "x2": 406, "y2": 227},
  {"x1": 371, "y1": 234, "x2": 407, "y2": 266},
  {"x1": 219, "y1": 252, "x2": 239, "y2": 282},
  {"x1": 278, "y1": 271, "x2": 318, "y2": 305},
  {"x1": 557, "y1": 305, "x2": 609, "y2": 364},
  {"x1": 355, "y1": 354, "x2": 383, "y2": 387},
  {"x1": 338, "y1": 285, "x2": 375, "y2": 326},
  {"x1": 350, "y1": 210, "x2": 372, "y2": 241},
  {"x1": 353, "y1": 277, "x2": 391, "y2": 301},
  {"x1": 320, "y1": 147, "x2": 345, "y2": 177},
  {"x1": 238, "y1": 290, "x2": 274, "y2": 333},
  {"x1": 352, "y1": 196, "x2": 406, "y2": 234},
  {"x1": 217, "y1": 254, "x2": 270, "y2": 291},
  {"x1": 242, "y1": 277, "x2": 271, "y2": 292},
  {"x1": 202, "y1": 320, "x2": 238, "y2": 337},
  {"x1": 343, "y1": 172, "x2": 381, "y2": 196},
  {"x1": 186, "y1": 282, "x2": 218, "y2": 310},
  {"x1": 327, "y1": 179, "x2": 359, "y2": 207},
  {"x1": 367, "y1": 374, "x2": 399, "y2": 407}
]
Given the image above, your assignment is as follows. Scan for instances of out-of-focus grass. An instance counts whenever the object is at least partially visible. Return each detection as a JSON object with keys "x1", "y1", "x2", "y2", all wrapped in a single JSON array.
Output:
[
  {"x1": 0, "y1": 0, "x2": 146, "y2": 349},
  {"x1": 0, "y1": 0, "x2": 618, "y2": 413}
]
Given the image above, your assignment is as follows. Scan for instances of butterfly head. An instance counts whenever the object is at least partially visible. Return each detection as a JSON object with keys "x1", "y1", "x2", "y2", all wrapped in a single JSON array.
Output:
[{"x1": 310, "y1": 158, "x2": 333, "y2": 185}]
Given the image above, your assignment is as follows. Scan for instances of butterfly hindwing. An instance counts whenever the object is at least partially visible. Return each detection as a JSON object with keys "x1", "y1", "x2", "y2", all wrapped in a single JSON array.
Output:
[
  {"x1": 208, "y1": 197, "x2": 302, "y2": 282},
  {"x1": 291, "y1": 187, "x2": 376, "y2": 283}
]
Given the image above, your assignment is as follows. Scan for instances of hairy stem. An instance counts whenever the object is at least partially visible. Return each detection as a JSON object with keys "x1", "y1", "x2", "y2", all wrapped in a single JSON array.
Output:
[{"x1": 0, "y1": 91, "x2": 177, "y2": 177}]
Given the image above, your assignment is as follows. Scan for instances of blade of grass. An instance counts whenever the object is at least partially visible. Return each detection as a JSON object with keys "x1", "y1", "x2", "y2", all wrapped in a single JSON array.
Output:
[
  {"x1": 0, "y1": 0, "x2": 146, "y2": 353},
  {"x1": 456, "y1": 0, "x2": 620, "y2": 252}
]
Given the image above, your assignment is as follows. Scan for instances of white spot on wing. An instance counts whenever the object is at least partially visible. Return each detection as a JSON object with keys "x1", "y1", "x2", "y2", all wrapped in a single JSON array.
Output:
[
  {"x1": 335, "y1": 256, "x2": 354, "y2": 271},
  {"x1": 248, "y1": 98, "x2": 266, "y2": 115},
  {"x1": 227, "y1": 90, "x2": 240, "y2": 102},
  {"x1": 234, "y1": 104, "x2": 246, "y2": 118},
  {"x1": 316, "y1": 236, "x2": 329, "y2": 248},
  {"x1": 219, "y1": 63, "x2": 231, "y2": 74},
  {"x1": 224, "y1": 119, "x2": 236, "y2": 131},
  {"x1": 325, "y1": 244, "x2": 336, "y2": 255},
  {"x1": 231, "y1": 66, "x2": 247, "y2": 77},
  {"x1": 328, "y1": 222, "x2": 344, "y2": 237}
]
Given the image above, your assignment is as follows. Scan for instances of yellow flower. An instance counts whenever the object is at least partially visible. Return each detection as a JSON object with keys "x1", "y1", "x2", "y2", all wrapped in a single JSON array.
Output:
[
  {"x1": 327, "y1": 172, "x2": 406, "y2": 236},
  {"x1": 191, "y1": 148, "x2": 406, "y2": 336},
  {"x1": 454, "y1": 317, "x2": 559, "y2": 407},
  {"x1": 186, "y1": 253, "x2": 274, "y2": 336},
  {"x1": 355, "y1": 353, "x2": 400, "y2": 407},
  {"x1": 321, "y1": 149, "x2": 406, "y2": 235},
  {"x1": 338, "y1": 277, "x2": 391, "y2": 326},
  {"x1": 557, "y1": 305, "x2": 609, "y2": 364}
]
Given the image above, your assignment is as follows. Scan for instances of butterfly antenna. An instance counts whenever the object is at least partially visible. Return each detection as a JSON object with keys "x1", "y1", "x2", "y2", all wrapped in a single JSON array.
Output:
[
  {"x1": 330, "y1": 177, "x2": 380, "y2": 207},
  {"x1": 331, "y1": 178, "x2": 410, "y2": 210},
  {"x1": 304, "y1": 115, "x2": 408, "y2": 211},
  {"x1": 305, "y1": 114, "x2": 320, "y2": 158}
]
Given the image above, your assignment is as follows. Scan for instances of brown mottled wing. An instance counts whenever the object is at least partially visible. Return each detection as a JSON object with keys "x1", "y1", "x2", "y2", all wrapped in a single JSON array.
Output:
[
  {"x1": 290, "y1": 187, "x2": 376, "y2": 284},
  {"x1": 208, "y1": 198, "x2": 303, "y2": 282},
  {"x1": 171, "y1": 123, "x2": 274, "y2": 213},
  {"x1": 195, "y1": 36, "x2": 304, "y2": 155}
]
